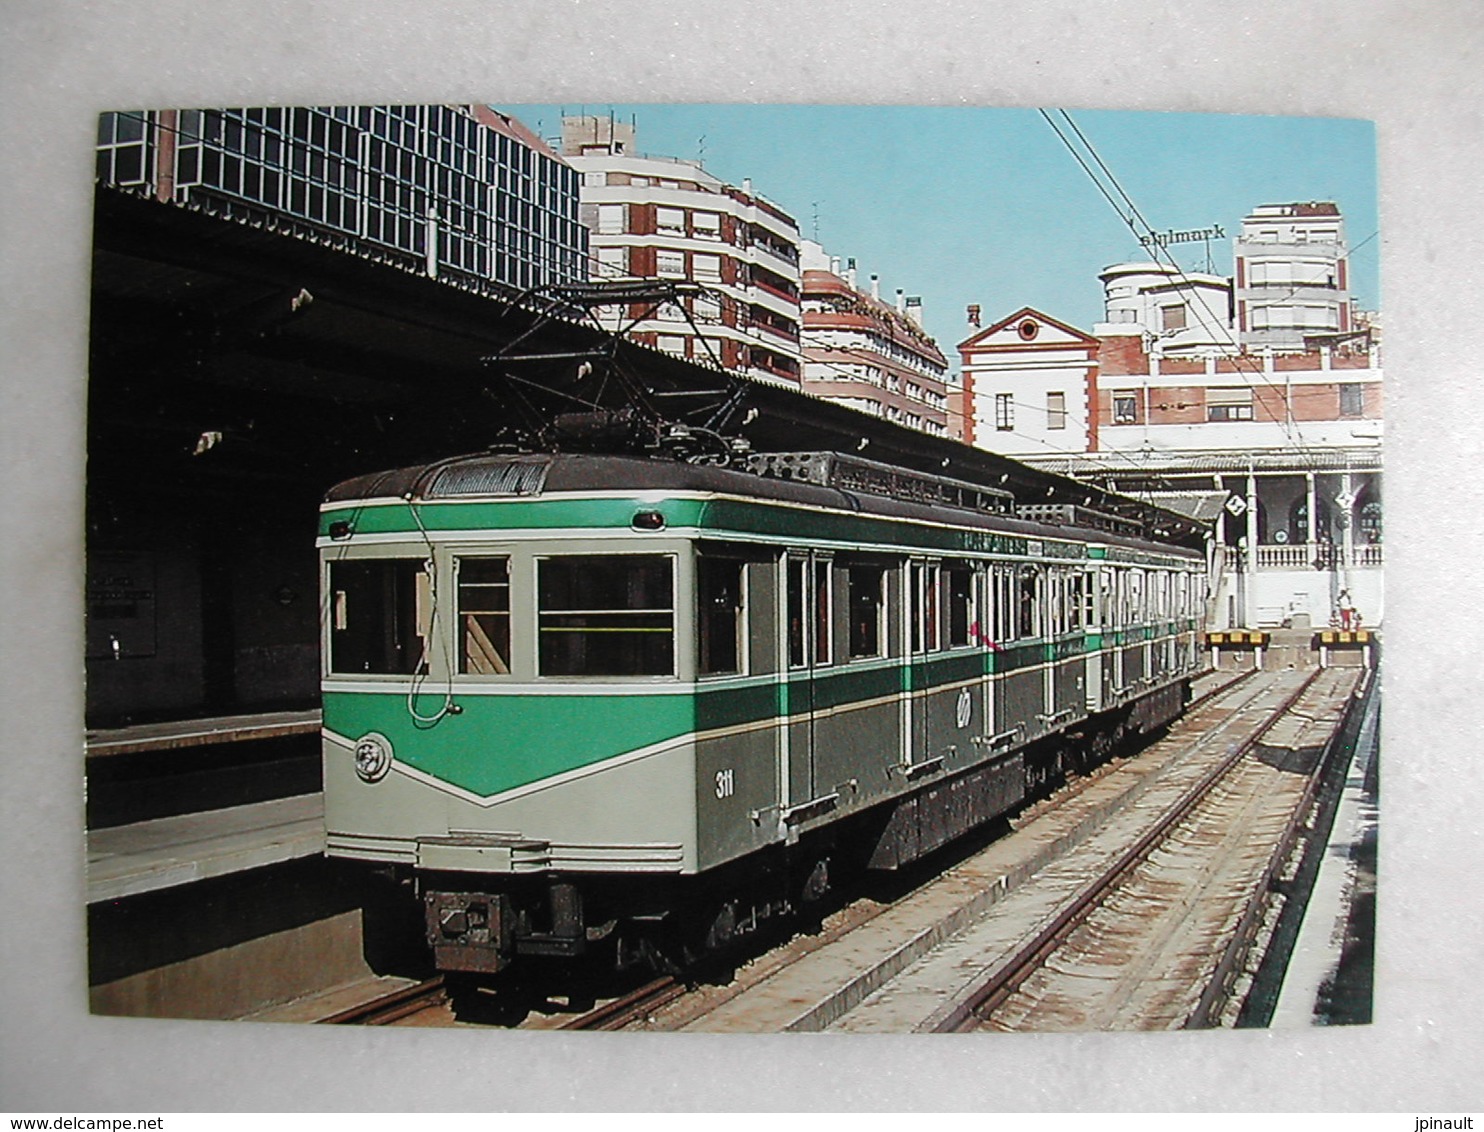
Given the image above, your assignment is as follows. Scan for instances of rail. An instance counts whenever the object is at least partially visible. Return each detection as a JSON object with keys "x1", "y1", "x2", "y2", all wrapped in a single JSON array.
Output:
[
  {"x1": 319, "y1": 976, "x2": 447, "y2": 1025},
  {"x1": 930, "y1": 668, "x2": 1321, "y2": 1032},
  {"x1": 558, "y1": 977, "x2": 686, "y2": 1031}
]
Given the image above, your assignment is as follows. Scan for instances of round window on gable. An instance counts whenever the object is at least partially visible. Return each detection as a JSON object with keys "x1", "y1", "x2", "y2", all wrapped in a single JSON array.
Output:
[{"x1": 1017, "y1": 318, "x2": 1040, "y2": 341}]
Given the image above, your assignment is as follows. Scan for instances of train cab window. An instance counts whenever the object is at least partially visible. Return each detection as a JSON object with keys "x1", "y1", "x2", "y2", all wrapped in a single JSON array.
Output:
[
  {"x1": 538, "y1": 555, "x2": 674, "y2": 677},
  {"x1": 456, "y1": 557, "x2": 511, "y2": 675},
  {"x1": 846, "y1": 561, "x2": 886, "y2": 659},
  {"x1": 698, "y1": 556, "x2": 743, "y2": 676},
  {"x1": 329, "y1": 558, "x2": 430, "y2": 675},
  {"x1": 945, "y1": 563, "x2": 974, "y2": 648}
]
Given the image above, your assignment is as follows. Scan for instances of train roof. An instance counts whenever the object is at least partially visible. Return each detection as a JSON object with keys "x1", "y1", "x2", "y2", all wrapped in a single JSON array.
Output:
[{"x1": 325, "y1": 450, "x2": 1207, "y2": 557}]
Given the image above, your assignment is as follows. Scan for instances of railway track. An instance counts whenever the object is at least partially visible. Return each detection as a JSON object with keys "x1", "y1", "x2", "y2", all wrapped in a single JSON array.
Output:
[
  {"x1": 646, "y1": 667, "x2": 1360, "y2": 1032},
  {"x1": 932, "y1": 669, "x2": 1347, "y2": 1032}
]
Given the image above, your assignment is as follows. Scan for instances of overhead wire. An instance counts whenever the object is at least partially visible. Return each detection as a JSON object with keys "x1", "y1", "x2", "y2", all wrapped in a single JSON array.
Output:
[{"x1": 1040, "y1": 109, "x2": 1373, "y2": 478}]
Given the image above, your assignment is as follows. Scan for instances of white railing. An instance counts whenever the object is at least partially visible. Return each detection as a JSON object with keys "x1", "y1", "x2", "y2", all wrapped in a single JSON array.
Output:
[{"x1": 1252, "y1": 543, "x2": 1383, "y2": 569}]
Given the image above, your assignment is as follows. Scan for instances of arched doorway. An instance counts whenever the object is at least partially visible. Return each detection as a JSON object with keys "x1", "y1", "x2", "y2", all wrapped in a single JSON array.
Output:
[{"x1": 1355, "y1": 483, "x2": 1383, "y2": 544}]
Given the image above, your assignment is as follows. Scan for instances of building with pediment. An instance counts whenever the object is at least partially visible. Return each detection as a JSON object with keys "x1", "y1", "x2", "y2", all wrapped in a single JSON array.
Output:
[{"x1": 958, "y1": 286, "x2": 1382, "y2": 631}]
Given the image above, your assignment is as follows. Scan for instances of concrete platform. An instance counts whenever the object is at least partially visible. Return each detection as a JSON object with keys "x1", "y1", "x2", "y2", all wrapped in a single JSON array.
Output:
[
  {"x1": 87, "y1": 793, "x2": 325, "y2": 903},
  {"x1": 86, "y1": 709, "x2": 321, "y2": 757}
]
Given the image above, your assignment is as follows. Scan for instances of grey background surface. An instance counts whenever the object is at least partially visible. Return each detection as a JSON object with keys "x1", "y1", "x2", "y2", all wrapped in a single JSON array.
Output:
[{"x1": 2, "y1": 0, "x2": 1479, "y2": 1112}]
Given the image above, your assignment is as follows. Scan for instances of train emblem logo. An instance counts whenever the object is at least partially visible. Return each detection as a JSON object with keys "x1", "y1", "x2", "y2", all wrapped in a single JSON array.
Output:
[{"x1": 956, "y1": 688, "x2": 973, "y2": 729}]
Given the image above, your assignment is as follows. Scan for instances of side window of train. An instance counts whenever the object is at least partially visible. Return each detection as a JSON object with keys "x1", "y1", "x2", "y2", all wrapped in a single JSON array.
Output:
[
  {"x1": 1064, "y1": 569, "x2": 1084, "y2": 633},
  {"x1": 455, "y1": 556, "x2": 511, "y2": 675},
  {"x1": 909, "y1": 560, "x2": 940, "y2": 653},
  {"x1": 329, "y1": 558, "x2": 431, "y2": 676},
  {"x1": 697, "y1": 554, "x2": 744, "y2": 677},
  {"x1": 786, "y1": 554, "x2": 832, "y2": 668},
  {"x1": 813, "y1": 556, "x2": 833, "y2": 666},
  {"x1": 994, "y1": 565, "x2": 1013, "y2": 645},
  {"x1": 945, "y1": 562, "x2": 974, "y2": 648},
  {"x1": 537, "y1": 554, "x2": 674, "y2": 678},
  {"x1": 1017, "y1": 564, "x2": 1040, "y2": 640},
  {"x1": 786, "y1": 557, "x2": 806, "y2": 668},
  {"x1": 845, "y1": 559, "x2": 886, "y2": 660}
]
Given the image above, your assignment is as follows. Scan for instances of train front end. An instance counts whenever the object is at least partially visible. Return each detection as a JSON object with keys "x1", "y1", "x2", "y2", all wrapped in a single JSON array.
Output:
[{"x1": 317, "y1": 458, "x2": 725, "y2": 973}]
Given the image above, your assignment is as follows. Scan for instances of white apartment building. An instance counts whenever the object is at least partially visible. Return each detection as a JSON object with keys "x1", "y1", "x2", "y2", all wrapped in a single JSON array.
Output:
[
  {"x1": 1235, "y1": 201, "x2": 1351, "y2": 350},
  {"x1": 561, "y1": 115, "x2": 803, "y2": 387}
]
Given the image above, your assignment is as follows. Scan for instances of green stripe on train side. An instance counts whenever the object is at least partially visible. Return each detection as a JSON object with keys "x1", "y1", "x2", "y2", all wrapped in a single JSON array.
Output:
[
  {"x1": 322, "y1": 689, "x2": 694, "y2": 798},
  {"x1": 324, "y1": 632, "x2": 1168, "y2": 798}
]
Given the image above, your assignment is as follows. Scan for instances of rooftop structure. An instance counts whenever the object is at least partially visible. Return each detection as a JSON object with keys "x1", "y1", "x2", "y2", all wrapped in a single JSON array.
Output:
[{"x1": 1234, "y1": 201, "x2": 1351, "y2": 351}]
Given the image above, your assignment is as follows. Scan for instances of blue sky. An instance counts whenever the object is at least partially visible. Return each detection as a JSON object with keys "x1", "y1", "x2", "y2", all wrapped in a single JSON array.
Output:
[{"x1": 505, "y1": 104, "x2": 1378, "y2": 361}]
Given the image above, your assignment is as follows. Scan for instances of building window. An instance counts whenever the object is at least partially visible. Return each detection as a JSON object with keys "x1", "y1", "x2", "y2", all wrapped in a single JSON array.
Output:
[
  {"x1": 656, "y1": 335, "x2": 687, "y2": 355},
  {"x1": 595, "y1": 245, "x2": 626, "y2": 276},
  {"x1": 97, "y1": 111, "x2": 152, "y2": 187},
  {"x1": 597, "y1": 203, "x2": 625, "y2": 234},
  {"x1": 994, "y1": 393, "x2": 1014, "y2": 431},
  {"x1": 1161, "y1": 305, "x2": 1187, "y2": 332},
  {"x1": 656, "y1": 206, "x2": 685, "y2": 235},
  {"x1": 1339, "y1": 383, "x2": 1365, "y2": 417},
  {"x1": 456, "y1": 557, "x2": 511, "y2": 675},
  {"x1": 537, "y1": 555, "x2": 674, "y2": 677},
  {"x1": 693, "y1": 253, "x2": 722, "y2": 282},
  {"x1": 656, "y1": 249, "x2": 686, "y2": 278},
  {"x1": 692, "y1": 211, "x2": 721, "y2": 240},
  {"x1": 1206, "y1": 387, "x2": 1254, "y2": 422},
  {"x1": 1113, "y1": 393, "x2": 1138, "y2": 424},
  {"x1": 1047, "y1": 391, "x2": 1067, "y2": 430}
]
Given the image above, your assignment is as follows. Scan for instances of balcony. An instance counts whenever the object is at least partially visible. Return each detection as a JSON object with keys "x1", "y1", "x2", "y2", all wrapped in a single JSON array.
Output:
[{"x1": 1252, "y1": 543, "x2": 1382, "y2": 570}]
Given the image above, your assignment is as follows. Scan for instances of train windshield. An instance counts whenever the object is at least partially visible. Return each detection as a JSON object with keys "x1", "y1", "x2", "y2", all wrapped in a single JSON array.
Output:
[
  {"x1": 538, "y1": 555, "x2": 674, "y2": 677},
  {"x1": 328, "y1": 558, "x2": 431, "y2": 675}
]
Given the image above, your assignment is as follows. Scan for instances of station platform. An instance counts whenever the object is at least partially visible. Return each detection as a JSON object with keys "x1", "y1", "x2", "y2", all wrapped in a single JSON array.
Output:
[
  {"x1": 87, "y1": 792, "x2": 325, "y2": 904},
  {"x1": 85, "y1": 708, "x2": 320, "y2": 757},
  {"x1": 1269, "y1": 675, "x2": 1379, "y2": 1025}
]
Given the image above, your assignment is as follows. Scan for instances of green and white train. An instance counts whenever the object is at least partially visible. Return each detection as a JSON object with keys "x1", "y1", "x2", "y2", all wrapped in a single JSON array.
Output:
[{"x1": 319, "y1": 449, "x2": 1207, "y2": 974}]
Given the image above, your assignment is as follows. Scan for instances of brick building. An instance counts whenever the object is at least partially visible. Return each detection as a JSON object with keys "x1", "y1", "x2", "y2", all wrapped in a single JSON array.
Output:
[
  {"x1": 959, "y1": 310, "x2": 1382, "y2": 631},
  {"x1": 798, "y1": 241, "x2": 951, "y2": 436}
]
